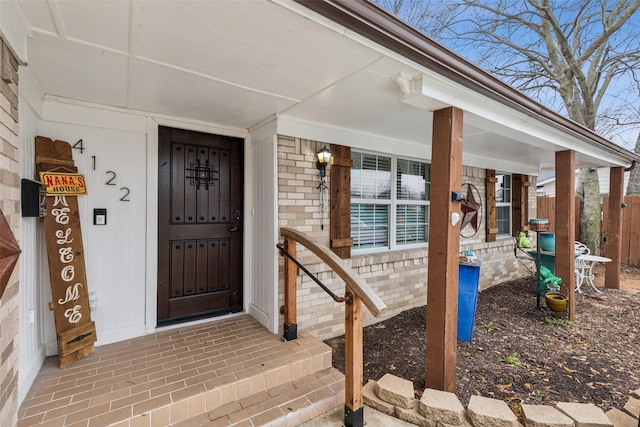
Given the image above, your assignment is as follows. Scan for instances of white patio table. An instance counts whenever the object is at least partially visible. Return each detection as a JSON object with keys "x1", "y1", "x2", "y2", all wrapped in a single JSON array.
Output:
[{"x1": 575, "y1": 254, "x2": 611, "y2": 294}]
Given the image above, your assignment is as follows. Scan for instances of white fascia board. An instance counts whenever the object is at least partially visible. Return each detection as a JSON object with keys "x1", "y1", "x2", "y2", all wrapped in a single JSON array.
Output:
[
  {"x1": 0, "y1": 0, "x2": 30, "y2": 63},
  {"x1": 381, "y1": 47, "x2": 631, "y2": 167},
  {"x1": 410, "y1": 73, "x2": 629, "y2": 167},
  {"x1": 276, "y1": 116, "x2": 432, "y2": 161}
]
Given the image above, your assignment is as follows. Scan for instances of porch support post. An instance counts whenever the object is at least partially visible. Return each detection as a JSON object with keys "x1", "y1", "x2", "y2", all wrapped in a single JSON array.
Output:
[
  {"x1": 555, "y1": 150, "x2": 576, "y2": 321},
  {"x1": 344, "y1": 291, "x2": 364, "y2": 427},
  {"x1": 605, "y1": 167, "x2": 624, "y2": 289},
  {"x1": 426, "y1": 106, "x2": 463, "y2": 392},
  {"x1": 283, "y1": 238, "x2": 297, "y2": 341}
]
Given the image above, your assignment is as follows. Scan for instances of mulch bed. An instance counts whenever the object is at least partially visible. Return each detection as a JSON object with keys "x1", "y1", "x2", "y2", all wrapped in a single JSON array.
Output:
[{"x1": 325, "y1": 265, "x2": 640, "y2": 416}]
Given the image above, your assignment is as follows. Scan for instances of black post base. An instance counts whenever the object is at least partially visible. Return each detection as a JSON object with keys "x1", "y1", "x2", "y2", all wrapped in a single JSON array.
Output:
[
  {"x1": 344, "y1": 405, "x2": 364, "y2": 427},
  {"x1": 283, "y1": 323, "x2": 297, "y2": 341}
]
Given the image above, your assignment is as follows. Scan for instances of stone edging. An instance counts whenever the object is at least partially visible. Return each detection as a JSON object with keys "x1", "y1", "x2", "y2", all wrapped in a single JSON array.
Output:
[{"x1": 363, "y1": 373, "x2": 640, "y2": 426}]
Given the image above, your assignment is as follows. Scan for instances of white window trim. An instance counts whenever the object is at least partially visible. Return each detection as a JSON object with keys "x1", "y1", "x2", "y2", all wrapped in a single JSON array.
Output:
[
  {"x1": 351, "y1": 150, "x2": 430, "y2": 255},
  {"x1": 496, "y1": 172, "x2": 512, "y2": 238}
]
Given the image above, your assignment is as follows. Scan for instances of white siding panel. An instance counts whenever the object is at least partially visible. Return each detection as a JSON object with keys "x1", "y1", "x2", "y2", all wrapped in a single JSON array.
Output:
[
  {"x1": 18, "y1": 96, "x2": 46, "y2": 405},
  {"x1": 598, "y1": 168, "x2": 630, "y2": 195},
  {"x1": 39, "y1": 121, "x2": 147, "y2": 347},
  {"x1": 248, "y1": 130, "x2": 278, "y2": 332}
]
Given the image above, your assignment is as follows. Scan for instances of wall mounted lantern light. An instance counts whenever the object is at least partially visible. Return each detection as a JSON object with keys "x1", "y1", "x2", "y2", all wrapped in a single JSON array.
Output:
[
  {"x1": 316, "y1": 146, "x2": 332, "y2": 230},
  {"x1": 316, "y1": 146, "x2": 332, "y2": 181}
]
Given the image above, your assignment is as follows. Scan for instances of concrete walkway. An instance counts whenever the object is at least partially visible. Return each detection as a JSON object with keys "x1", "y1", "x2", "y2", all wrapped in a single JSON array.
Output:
[{"x1": 300, "y1": 405, "x2": 415, "y2": 427}]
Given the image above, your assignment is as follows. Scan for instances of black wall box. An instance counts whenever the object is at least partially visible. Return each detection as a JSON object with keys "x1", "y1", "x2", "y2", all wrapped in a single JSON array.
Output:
[{"x1": 21, "y1": 179, "x2": 41, "y2": 217}]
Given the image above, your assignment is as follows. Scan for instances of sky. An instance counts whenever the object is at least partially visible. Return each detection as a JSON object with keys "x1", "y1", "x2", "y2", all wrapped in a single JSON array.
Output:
[{"x1": 372, "y1": 0, "x2": 640, "y2": 151}]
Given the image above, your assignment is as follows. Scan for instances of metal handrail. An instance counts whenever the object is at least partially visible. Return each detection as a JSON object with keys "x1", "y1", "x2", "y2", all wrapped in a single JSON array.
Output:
[
  {"x1": 276, "y1": 243, "x2": 351, "y2": 304},
  {"x1": 279, "y1": 226, "x2": 387, "y2": 317}
]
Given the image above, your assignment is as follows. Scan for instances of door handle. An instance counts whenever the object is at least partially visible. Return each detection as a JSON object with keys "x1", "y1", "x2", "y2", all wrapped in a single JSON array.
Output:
[{"x1": 229, "y1": 227, "x2": 239, "y2": 232}]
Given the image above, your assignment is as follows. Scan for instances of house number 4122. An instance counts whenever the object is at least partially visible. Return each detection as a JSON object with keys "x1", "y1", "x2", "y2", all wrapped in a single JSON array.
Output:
[{"x1": 73, "y1": 139, "x2": 131, "y2": 202}]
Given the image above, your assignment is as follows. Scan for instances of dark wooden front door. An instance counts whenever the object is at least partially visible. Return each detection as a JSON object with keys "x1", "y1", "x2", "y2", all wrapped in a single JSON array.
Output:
[{"x1": 157, "y1": 127, "x2": 243, "y2": 325}]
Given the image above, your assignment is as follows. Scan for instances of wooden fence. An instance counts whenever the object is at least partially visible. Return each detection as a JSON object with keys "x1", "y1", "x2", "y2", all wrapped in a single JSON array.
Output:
[
  {"x1": 536, "y1": 195, "x2": 640, "y2": 267},
  {"x1": 535, "y1": 196, "x2": 581, "y2": 238},
  {"x1": 603, "y1": 195, "x2": 640, "y2": 267}
]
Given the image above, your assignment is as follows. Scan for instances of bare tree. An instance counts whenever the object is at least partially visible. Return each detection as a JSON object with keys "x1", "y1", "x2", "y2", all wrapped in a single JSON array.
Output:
[
  {"x1": 627, "y1": 134, "x2": 640, "y2": 195},
  {"x1": 374, "y1": 0, "x2": 640, "y2": 253},
  {"x1": 372, "y1": 0, "x2": 459, "y2": 38}
]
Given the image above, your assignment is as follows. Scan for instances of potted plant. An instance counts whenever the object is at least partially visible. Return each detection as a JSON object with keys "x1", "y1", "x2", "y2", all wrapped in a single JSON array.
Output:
[
  {"x1": 539, "y1": 266, "x2": 567, "y2": 312},
  {"x1": 545, "y1": 292, "x2": 568, "y2": 312}
]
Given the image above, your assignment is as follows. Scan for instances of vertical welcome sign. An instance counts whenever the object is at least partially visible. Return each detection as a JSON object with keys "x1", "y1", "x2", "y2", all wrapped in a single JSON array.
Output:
[{"x1": 35, "y1": 136, "x2": 96, "y2": 368}]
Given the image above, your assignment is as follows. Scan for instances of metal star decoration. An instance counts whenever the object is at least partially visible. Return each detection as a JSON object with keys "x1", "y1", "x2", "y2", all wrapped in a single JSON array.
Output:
[
  {"x1": 460, "y1": 185, "x2": 480, "y2": 231},
  {"x1": 0, "y1": 208, "x2": 21, "y2": 300}
]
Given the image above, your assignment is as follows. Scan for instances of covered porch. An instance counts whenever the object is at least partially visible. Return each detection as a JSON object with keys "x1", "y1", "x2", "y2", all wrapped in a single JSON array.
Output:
[{"x1": 2, "y1": 0, "x2": 638, "y2": 426}]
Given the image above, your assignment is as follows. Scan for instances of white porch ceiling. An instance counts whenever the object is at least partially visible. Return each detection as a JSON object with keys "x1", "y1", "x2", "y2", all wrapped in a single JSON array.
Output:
[{"x1": 14, "y1": 0, "x2": 630, "y2": 173}]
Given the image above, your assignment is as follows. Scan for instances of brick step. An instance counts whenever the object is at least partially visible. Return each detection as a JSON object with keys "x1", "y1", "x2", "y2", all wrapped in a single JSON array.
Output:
[
  {"x1": 174, "y1": 367, "x2": 345, "y2": 427},
  {"x1": 18, "y1": 317, "x2": 335, "y2": 427},
  {"x1": 120, "y1": 334, "x2": 335, "y2": 427}
]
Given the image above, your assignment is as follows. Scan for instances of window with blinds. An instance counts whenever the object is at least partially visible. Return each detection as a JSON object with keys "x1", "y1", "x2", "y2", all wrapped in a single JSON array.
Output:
[
  {"x1": 351, "y1": 204, "x2": 389, "y2": 249},
  {"x1": 496, "y1": 173, "x2": 512, "y2": 236},
  {"x1": 396, "y1": 205, "x2": 428, "y2": 244},
  {"x1": 351, "y1": 151, "x2": 430, "y2": 252},
  {"x1": 351, "y1": 153, "x2": 391, "y2": 199}
]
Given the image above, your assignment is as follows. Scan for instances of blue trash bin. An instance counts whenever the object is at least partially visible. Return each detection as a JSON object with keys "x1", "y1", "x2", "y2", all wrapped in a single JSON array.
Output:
[{"x1": 458, "y1": 261, "x2": 481, "y2": 342}]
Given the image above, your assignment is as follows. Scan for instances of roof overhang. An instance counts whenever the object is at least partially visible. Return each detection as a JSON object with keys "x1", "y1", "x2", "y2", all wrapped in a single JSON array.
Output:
[{"x1": 9, "y1": 0, "x2": 638, "y2": 174}]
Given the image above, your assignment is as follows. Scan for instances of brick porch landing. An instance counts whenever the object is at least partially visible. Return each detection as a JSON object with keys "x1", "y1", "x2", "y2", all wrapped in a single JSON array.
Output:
[{"x1": 18, "y1": 315, "x2": 343, "y2": 426}]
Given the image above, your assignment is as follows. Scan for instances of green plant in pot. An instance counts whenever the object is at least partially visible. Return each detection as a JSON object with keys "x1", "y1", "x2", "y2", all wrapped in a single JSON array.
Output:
[{"x1": 540, "y1": 266, "x2": 567, "y2": 312}]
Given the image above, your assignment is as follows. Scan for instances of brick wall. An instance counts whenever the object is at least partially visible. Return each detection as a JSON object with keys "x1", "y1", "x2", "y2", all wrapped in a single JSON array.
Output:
[
  {"x1": 277, "y1": 137, "x2": 535, "y2": 339},
  {"x1": 0, "y1": 37, "x2": 20, "y2": 427},
  {"x1": 458, "y1": 168, "x2": 537, "y2": 291}
]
